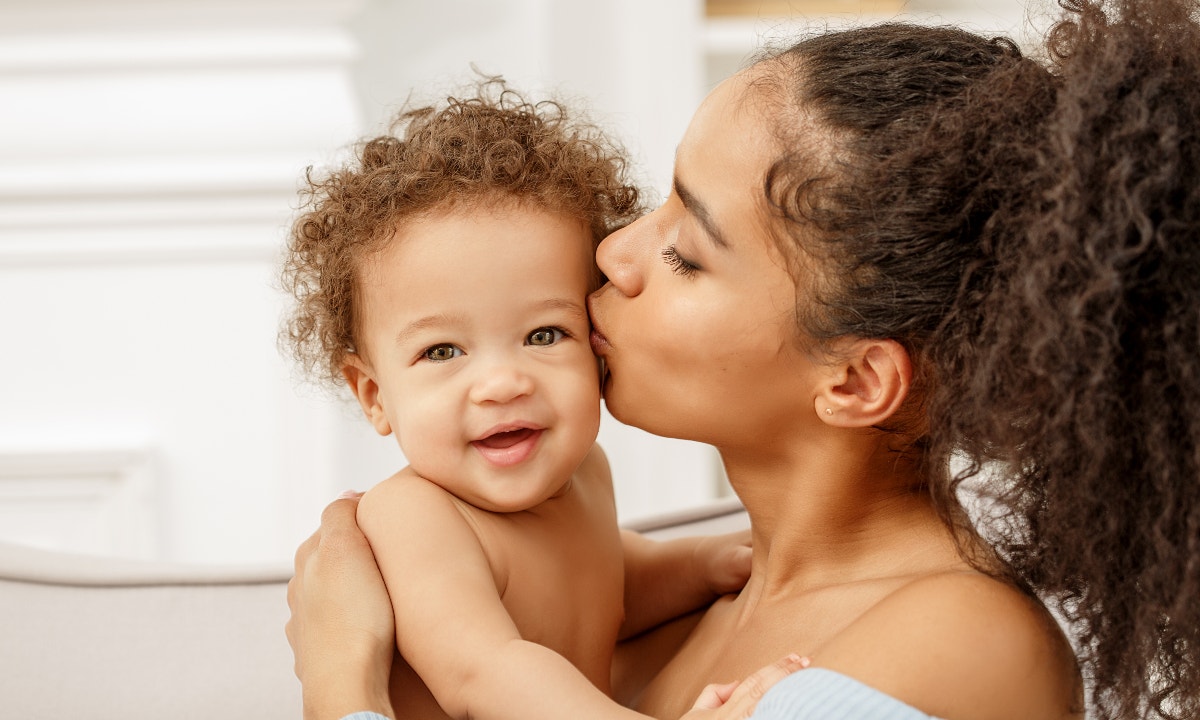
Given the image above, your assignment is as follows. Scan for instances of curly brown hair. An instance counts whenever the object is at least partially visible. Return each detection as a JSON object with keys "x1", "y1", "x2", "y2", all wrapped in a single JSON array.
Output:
[
  {"x1": 280, "y1": 79, "x2": 643, "y2": 388},
  {"x1": 758, "y1": 1, "x2": 1199, "y2": 717}
]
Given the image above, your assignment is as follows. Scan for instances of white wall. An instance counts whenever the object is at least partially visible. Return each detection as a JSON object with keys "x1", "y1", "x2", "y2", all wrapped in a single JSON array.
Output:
[
  {"x1": 0, "y1": 0, "x2": 365, "y2": 563},
  {"x1": 0, "y1": 0, "x2": 1048, "y2": 564}
]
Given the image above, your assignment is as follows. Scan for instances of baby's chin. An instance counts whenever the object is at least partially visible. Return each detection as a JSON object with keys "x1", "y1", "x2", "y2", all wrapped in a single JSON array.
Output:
[{"x1": 410, "y1": 470, "x2": 573, "y2": 515}]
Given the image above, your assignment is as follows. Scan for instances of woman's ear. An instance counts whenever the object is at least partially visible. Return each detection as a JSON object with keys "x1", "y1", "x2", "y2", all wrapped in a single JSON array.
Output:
[
  {"x1": 342, "y1": 354, "x2": 393, "y2": 437},
  {"x1": 814, "y1": 339, "x2": 911, "y2": 427}
]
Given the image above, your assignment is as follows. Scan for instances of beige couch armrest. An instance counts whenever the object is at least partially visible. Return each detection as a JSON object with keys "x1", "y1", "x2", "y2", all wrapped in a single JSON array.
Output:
[
  {"x1": 0, "y1": 498, "x2": 747, "y2": 719},
  {"x1": 0, "y1": 543, "x2": 299, "y2": 720}
]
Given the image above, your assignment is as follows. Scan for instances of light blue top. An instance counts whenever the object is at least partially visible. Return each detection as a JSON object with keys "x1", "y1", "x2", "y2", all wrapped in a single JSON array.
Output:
[
  {"x1": 753, "y1": 668, "x2": 939, "y2": 719},
  {"x1": 337, "y1": 668, "x2": 938, "y2": 720}
]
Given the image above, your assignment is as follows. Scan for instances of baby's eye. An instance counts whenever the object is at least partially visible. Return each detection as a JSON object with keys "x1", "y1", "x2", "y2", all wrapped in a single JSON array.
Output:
[
  {"x1": 526, "y1": 327, "x2": 565, "y2": 347},
  {"x1": 423, "y1": 344, "x2": 463, "y2": 362}
]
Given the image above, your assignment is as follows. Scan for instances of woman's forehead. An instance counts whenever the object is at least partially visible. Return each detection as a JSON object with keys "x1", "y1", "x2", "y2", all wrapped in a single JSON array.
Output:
[
  {"x1": 692, "y1": 66, "x2": 769, "y2": 133},
  {"x1": 677, "y1": 75, "x2": 788, "y2": 235},
  {"x1": 679, "y1": 70, "x2": 775, "y2": 178}
]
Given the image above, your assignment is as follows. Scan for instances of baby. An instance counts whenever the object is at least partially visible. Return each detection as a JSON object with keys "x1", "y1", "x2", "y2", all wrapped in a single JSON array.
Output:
[{"x1": 281, "y1": 80, "x2": 750, "y2": 720}]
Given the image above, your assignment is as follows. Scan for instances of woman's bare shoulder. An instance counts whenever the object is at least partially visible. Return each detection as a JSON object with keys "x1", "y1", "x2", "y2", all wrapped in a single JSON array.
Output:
[{"x1": 812, "y1": 571, "x2": 1083, "y2": 720}]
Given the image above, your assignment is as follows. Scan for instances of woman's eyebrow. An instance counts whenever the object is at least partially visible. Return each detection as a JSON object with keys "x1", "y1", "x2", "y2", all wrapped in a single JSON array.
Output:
[{"x1": 673, "y1": 174, "x2": 731, "y2": 250}]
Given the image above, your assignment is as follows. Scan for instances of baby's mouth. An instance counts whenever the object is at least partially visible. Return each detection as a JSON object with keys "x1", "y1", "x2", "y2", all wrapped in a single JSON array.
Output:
[
  {"x1": 471, "y1": 427, "x2": 543, "y2": 467},
  {"x1": 475, "y1": 428, "x2": 537, "y2": 449}
]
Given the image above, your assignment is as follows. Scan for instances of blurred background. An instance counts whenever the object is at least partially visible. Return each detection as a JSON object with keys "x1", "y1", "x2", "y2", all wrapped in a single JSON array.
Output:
[{"x1": 0, "y1": 0, "x2": 1049, "y2": 564}]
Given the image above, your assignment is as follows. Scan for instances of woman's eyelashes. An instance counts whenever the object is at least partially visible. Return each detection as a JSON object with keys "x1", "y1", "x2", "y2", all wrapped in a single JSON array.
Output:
[{"x1": 662, "y1": 245, "x2": 700, "y2": 277}]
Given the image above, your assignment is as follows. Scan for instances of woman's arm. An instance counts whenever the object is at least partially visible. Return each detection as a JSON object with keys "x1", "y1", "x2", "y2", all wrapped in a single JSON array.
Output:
[{"x1": 286, "y1": 493, "x2": 396, "y2": 720}]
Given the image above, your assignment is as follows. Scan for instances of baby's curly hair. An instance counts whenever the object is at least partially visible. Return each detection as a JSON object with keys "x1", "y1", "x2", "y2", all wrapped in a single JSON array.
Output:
[{"x1": 280, "y1": 78, "x2": 643, "y2": 389}]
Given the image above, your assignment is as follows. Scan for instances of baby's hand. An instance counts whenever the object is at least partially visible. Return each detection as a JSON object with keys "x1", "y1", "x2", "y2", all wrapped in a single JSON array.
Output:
[
  {"x1": 682, "y1": 654, "x2": 809, "y2": 720},
  {"x1": 693, "y1": 529, "x2": 752, "y2": 596}
]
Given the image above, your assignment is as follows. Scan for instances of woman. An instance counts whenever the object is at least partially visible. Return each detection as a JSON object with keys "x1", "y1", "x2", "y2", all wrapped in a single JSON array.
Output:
[{"x1": 287, "y1": 0, "x2": 1200, "y2": 718}]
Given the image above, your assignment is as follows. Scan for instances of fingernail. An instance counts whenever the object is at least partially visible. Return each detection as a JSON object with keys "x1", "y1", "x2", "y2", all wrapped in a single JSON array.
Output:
[
  {"x1": 785, "y1": 653, "x2": 811, "y2": 669},
  {"x1": 338, "y1": 489, "x2": 362, "y2": 499}
]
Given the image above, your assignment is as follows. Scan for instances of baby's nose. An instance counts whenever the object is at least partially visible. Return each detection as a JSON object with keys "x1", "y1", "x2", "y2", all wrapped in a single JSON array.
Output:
[{"x1": 468, "y1": 362, "x2": 535, "y2": 405}]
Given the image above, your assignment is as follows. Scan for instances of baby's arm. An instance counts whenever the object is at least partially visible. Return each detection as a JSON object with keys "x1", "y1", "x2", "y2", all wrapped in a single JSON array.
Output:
[
  {"x1": 619, "y1": 528, "x2": 752, "y2": 639},
  {"x1": 357, "y1": 473, "x2": 648, "y2": 720}
]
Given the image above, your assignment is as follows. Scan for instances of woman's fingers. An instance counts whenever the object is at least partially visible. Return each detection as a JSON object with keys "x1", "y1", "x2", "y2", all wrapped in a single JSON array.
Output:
[
  {"x1": 691, "y1": 681, "x2": 741, "y2": 710},
  {"x1": 285, "y1": 491, "x2": 396, "y2": 719},
  {"x1": 683, "y1": 654, "x2": 810, "y2": 720},
  {"x1": 286, "y1": 492, "x2": 394, "y2": 673},
  {"x1": 286, "y1": 493, "x2": 365, "y2": 663},
  {"x1": 318, "y1": 493, "x2": 367, "y2": 548}
]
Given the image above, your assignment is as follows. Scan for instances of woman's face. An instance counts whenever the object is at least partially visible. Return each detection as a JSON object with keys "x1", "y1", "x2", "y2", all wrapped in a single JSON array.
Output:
[{"x1": 589, "y1": 68, "x2": 822, "y2": 450}]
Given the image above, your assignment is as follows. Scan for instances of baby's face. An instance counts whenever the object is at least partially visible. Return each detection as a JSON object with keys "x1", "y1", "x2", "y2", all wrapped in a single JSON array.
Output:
[{"x1": 348, "y1": 202, "x2": 601, "y2": 512}]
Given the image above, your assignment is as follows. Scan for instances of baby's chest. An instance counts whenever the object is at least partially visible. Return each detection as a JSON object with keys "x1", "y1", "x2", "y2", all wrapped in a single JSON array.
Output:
[
  {"x1": 496, "y1": 524, "x2": 625, "y2": 686},
  {"x1": 498, "y1": 524, "x2": 624, "y2": 629}
]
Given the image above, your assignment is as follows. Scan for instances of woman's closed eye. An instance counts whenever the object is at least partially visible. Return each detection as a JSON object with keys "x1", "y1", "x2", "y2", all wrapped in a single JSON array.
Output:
[
  {"x1": 662, "y1": 245, "x2": 699, "y2": 278},
  {"x1": 422, "y1": 343, "x2": 464, "y2": 362},
  {"x1": 526, "y1": 327, "x2": 566, "y2": 347}
]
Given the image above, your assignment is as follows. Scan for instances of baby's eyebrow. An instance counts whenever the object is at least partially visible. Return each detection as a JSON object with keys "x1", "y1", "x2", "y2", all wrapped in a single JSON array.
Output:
[
  {"x1": 393, "y1": 313, "x2": 462, "y2": 346},
  {"x1": 536, "y1": 297, "x2": 588, "y2": 322}
]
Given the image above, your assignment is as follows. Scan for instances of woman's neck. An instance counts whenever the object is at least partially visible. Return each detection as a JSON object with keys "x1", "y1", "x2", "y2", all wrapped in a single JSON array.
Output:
[{"x1": 720, "y1": 429, "x2": 966, "y2": 603}]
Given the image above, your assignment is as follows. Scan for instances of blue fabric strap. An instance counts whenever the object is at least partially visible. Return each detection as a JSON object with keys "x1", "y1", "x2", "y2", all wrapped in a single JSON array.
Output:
[
  {"x1": 337, "y1": 670, "x2": 937, "y2": 720},
  {"x1": 754, "y1": 668, "x2": 939, "y2": 719}
]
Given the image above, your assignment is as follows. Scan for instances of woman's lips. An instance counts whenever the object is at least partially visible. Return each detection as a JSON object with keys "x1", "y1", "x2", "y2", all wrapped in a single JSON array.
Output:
[
  {"x1": 471, "y1": 427, "x2": 542, "y2": 467},
  {"x1": 587, "y1": 295, "x2": 612, "y2": 392},
  {"x1": 589, "y1": 328, "x2": 611, "y2": 355},
  {"x1": 587, "y1": 295, "x2": 611, "y2": 355}
]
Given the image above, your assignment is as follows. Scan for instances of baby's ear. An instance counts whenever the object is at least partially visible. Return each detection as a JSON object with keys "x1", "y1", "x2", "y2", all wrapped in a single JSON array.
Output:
[
  {"x1": 814, "y1": 338, "x2": 911, "y2": 428},
  {"x1": 342, "y1": 354, "x2": 392, "y2": 437}
]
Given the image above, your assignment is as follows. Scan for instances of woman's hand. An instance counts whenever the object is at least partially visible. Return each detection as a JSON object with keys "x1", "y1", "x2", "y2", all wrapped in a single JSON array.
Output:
[
  {"x1": 681, "y1": 654, "x2": 809, "y2": 720},
  {"x1": 286, "y1": 492, "x2": 396, "y2": 720}
]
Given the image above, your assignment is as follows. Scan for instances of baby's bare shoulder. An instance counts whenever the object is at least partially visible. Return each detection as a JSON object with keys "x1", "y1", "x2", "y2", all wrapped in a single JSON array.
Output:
[
  {"x1": 357, "y1": 468, "x2": 471, "y2": 534},
  {"x1": 816, "y1": 571, "x2": 1081, "y2": 720},
  {"x1": 574, "y1": 442, "x2": 615, "y2": 493}
]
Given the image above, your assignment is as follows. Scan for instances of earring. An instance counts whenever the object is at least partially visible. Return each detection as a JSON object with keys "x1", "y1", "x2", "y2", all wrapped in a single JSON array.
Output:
[{"x1": 824, "y1": 408, "x2": 834, "y2": 416}]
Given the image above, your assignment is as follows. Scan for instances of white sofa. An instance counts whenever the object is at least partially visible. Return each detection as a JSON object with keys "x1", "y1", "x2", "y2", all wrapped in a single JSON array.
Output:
[{"x1": 0, "y1": 498, "x2": 748, "y2": 720}]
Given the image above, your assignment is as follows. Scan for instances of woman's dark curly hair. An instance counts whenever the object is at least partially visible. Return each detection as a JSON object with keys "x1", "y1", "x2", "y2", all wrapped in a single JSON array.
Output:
[
  {"x1": 281, "y1": 79, "x2": 643, "y2": 387},
  {"x1": 759, "y1": 0, "x2": 1199, "y2": 717}
]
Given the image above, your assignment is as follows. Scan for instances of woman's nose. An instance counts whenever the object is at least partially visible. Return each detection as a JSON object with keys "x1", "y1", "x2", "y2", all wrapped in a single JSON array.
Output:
[
  {"x1": 595, "y1": 214, "x2": 649, "y2": 297},
  {"x1": 468, "y1": 361, "x2": 536, "y2": 405}
]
